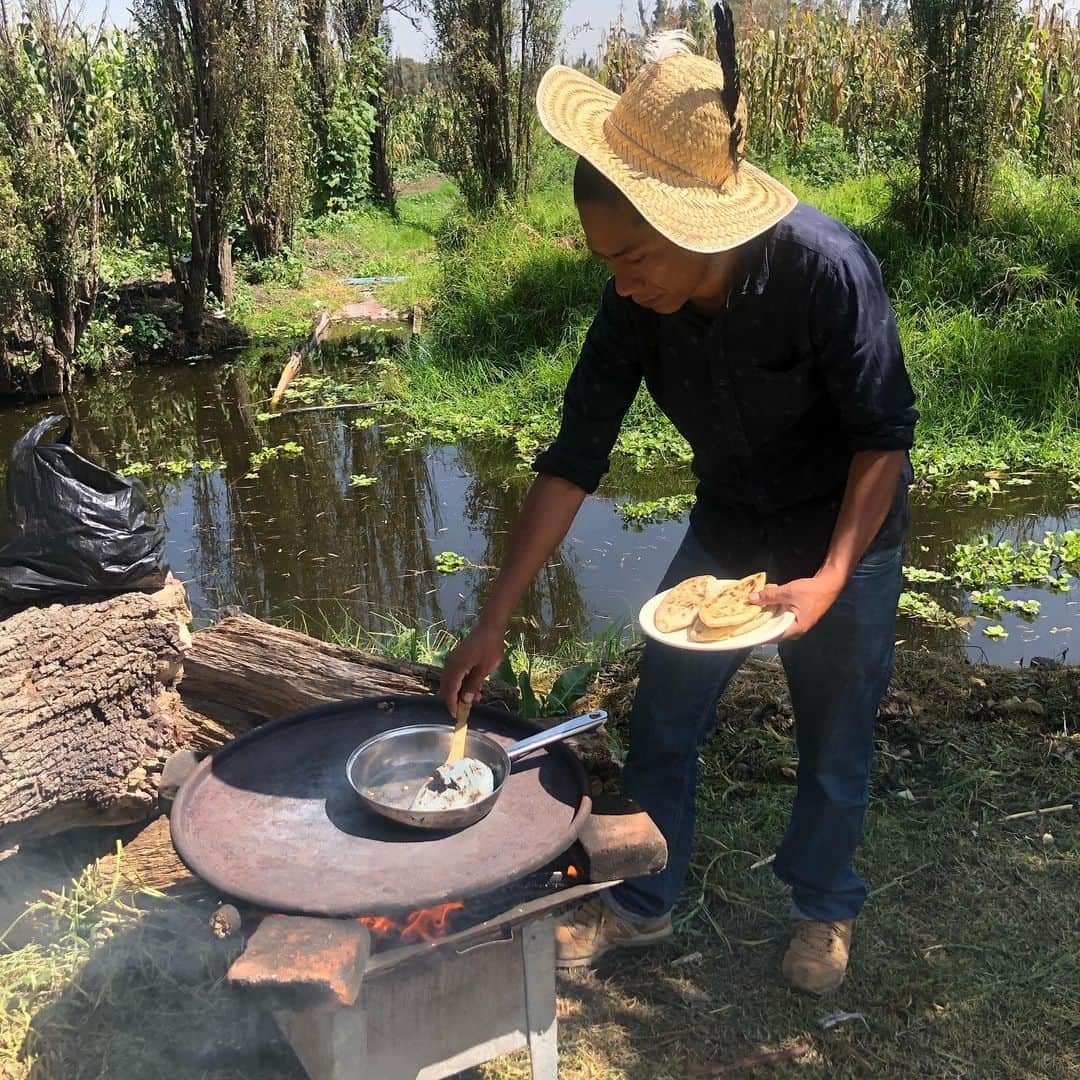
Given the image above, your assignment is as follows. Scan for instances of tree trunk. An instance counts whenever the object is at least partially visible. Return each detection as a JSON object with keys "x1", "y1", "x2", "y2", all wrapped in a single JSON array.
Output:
[
  {"x1": 37, "y1": 338, "x2": 70, "y2": 397},
  {"x1": 43, "y1": 225, "x2": 77, "y2": 394},
  {"x1": 242, "y1": 202, "x2": 283, "y2": 260},
  {"x1": 303, "y1": 0, "x2": 336, "y2": 168},
  {"x1": 0, "y1": 578, "x2": 196, "y2": 848},
  {"x1": 208, "y1": 230, "x2": 235, "y2": 309},
  {"x1": 476, "y1": 0, "x2": 513, "y2": 209},
  {"x1": 178, "y1": 189, "x2": 210, "y2": 335},
  {"x1": 368, "y1": 81, "x2": 397, "y2": 214},
  {"x1": 179, "y1": 611, "x2": 516, "y2": 727},
  {"x1": 0, "y1": 594, "x2": 516, "y2": 853},
  {"x1": 176, "y1": 254, "x2": 207, "y2": 336},
  {"x1": 95, "y1": 813, "x2": 206, "y2": 894}
]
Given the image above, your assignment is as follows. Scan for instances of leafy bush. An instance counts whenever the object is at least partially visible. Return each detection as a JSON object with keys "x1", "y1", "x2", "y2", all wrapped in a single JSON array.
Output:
[
  {"x1": 0, "y1": 155, "x2": 33, "y2": 334},
  {"x1": 317, "y1": 59, "x2": 377, "y2": 213},
  {"x1": 493, "y1": 649, "x2": 598, "y2": 719},
  {"x1": 242, "y1": 246, "x2": 304, "y2": 288},
  {"x1": 125, "y1": 312, "x2": 169, "y2": 354},
  {"x1": 75, "y1": 317, "x2": 129, "y2": 372},
  {"x1": 787, "y1": 123, "x2": 860, "y2": 186},
  {"x1": 99, "y1": 243, "x2": 169, "y2": 286}
]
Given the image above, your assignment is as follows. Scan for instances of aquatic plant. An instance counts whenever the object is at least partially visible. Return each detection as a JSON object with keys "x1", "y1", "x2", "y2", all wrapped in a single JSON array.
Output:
[
  {"x1": 617, "y1": 494, "x2": 696, "y2": 528},
  {"x1": 898, "y1": 590, "x2": 963, "y2": 629},
  {"x1": 119, "y1": 457, "x2": 222, "y2": 479},
  {"x1": 433, "y1": 551, "x2": 469, "y2": 574},
  {"x1": 245, "y1": 441, "x2": 304, "y2": 477},
  {"x1": 950, "y1": 532, "x2": 1078, "y2": 589}
]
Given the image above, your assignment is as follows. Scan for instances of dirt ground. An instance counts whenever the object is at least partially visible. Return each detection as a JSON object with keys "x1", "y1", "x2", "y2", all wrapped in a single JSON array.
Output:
[{"x1": 0, "y1": 649, "x2": 1076, "y2": 1079}]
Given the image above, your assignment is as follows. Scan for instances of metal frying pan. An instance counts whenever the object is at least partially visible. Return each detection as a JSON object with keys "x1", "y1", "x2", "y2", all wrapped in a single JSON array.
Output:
[{"x1": 346, "y1": 709, "x2": 607, "y2": 831}]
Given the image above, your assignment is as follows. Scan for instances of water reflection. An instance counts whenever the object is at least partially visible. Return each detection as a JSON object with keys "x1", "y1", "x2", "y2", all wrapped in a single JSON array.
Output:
[{"x1": 0, "y1": 351, "x2": 1075, "y2": 667}]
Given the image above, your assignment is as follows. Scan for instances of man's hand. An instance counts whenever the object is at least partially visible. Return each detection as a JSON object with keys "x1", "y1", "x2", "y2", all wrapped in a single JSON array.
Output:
[
  {"x1": 440, "y1": 622, "x2": 507, "y2": 717},
  {"x1": 751, "y1": 573, "x2": 845, "y2": 640}
]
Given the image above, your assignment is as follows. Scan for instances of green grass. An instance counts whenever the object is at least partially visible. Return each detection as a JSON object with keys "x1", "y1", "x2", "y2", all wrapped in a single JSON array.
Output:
[
  {"x1": 288, "y1": 606, "x2": 636, "y2": 688},
  {"x1": 377, "y1": 160, "x2": 1080, "y2": 483},
  {"x1": 230, "y1": 180, "x2": 459, "y2": 342}
]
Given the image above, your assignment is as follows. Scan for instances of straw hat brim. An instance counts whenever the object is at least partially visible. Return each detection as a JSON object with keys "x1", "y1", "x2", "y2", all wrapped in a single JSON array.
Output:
[{"x1": 537, "y1": 65, "x2": 798, "y2": 254}]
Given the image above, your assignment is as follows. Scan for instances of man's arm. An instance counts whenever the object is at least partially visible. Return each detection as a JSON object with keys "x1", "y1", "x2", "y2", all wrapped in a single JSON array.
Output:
[
  {"x1": 753, "y1": 449, "x2": 904, "y2": 637},
  {"x1": 440, "y1": 475, "x2": 586, "y2": 715},
  {"x1": 819, "y1": 449, "x2": 906, "y2": 584}
]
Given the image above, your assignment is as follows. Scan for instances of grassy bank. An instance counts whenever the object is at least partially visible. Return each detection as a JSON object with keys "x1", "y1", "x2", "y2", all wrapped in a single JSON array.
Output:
[
  {"x1": 375, "y1": 157, "x2": 1080, "y2": 484},
  {"x1": 231, "y1": 181, "x2": 457, "y2": 341},
  {"x1": 0, "y1": 650, "x2": 1075, "y2": 1078}
]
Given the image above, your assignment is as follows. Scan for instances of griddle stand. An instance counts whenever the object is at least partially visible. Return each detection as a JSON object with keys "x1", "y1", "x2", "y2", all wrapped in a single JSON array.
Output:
[
  {"x1": 226, "y1": 796, "x2": 667, "y2": 1080},
  {"x1": 277, "y1": 914, "x2": 563, "y2": 1080}
]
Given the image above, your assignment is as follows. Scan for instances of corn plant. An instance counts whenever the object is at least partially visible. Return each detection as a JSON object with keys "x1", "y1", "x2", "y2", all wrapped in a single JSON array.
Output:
[{"x1": 592, "y1": 1, "x2": 1080, "y2": 177}]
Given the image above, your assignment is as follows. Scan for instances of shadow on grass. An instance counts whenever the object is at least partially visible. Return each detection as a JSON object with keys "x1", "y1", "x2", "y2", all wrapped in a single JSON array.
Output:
[
  {"x1": 428, "y1": 218, "x2": 604, "y2": 372},
  {"x1": 19, "y1": 900, "x2": 303, "y2": 1080}
]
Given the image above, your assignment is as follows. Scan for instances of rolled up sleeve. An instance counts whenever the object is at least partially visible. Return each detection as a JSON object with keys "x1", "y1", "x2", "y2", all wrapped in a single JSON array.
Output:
[
  {"x1": 811, "y1": 242, "x2": 918, "y2": 452},
  {"x1": 532, "y1": 279, "x2": 644, "y2": 493}
]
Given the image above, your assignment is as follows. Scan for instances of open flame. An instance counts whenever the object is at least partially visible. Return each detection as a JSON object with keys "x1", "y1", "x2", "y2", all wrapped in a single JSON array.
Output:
[{"x1": 359, "y1": 901, "x2": 465, "y2": 944}]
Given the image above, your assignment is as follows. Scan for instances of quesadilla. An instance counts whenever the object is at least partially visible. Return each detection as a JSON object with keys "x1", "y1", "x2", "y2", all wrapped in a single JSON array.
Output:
[
  {"x1": 697, "y1": 571, "x2": 767, "y2": 628},
  {"x1": 653, "y1": 574, "x2": 719, "y2": 633},
  {"x1": 688, "y1": 605, "x2": 777, "y2": 643}
]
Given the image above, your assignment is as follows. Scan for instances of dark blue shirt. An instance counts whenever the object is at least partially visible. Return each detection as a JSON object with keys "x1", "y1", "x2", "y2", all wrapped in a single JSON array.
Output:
[{"x1": 533, "y1": 202, "x2": 918, "y2": 581}]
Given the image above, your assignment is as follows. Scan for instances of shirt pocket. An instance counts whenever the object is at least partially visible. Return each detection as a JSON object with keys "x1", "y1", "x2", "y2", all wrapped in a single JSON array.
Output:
[{"x1": 731, "y1": 356, "x2": 819, "y2": 435}]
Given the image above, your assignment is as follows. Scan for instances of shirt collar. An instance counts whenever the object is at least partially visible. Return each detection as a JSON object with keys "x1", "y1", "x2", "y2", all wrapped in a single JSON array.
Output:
[{"x1": 733, "y1": 228, "x2": 773, "y2": 299}]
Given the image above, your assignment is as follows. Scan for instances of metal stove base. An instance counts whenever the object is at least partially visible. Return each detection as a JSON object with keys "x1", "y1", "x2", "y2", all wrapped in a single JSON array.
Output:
[{"x1": 274, "y1": 916, "x2": 557, "y2": 1080}]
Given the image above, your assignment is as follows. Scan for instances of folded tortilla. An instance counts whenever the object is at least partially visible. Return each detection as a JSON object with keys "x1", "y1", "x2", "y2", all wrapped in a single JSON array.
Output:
[
  {"x1": 697, "y1": 571, "x2": 767, "y2": 628},
  {"x1": 687, "y1": 606, "x2": 777, "y2": 643},
  {"x1": 654, "y1": 574, "x2": 719, "y2": 633}
]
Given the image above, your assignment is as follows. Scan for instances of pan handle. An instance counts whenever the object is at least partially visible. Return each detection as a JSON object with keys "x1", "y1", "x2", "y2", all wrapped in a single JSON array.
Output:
[{"x1": 505, "y1": 710, "x2": 608, "y2": 762}]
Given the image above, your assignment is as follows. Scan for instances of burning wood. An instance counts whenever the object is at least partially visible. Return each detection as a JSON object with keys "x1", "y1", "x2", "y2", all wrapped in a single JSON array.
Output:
[{"x1": 359, "y1": 901, "x2": 466, "y2": 944}]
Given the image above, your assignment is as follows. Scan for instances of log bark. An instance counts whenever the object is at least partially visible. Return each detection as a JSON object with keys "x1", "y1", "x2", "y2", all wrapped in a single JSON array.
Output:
[
  {"x1": 96, "y1": 813, "x2": 204, "y2": 895},
  {"x1": 179, "y1": 612, "x2": 515, "y2": 727},
  {"x1": 0, "y1": 579, "x2": 206, "y2": 848}
]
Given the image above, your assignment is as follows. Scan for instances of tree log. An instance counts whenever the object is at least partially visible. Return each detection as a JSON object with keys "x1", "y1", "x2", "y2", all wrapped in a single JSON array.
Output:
[
  {"x1": 179, "y1": 612, "x2": 515, "y2": 728},
  {"x1": 95, "y1": 814, "x2": 206, "y2": 896},
  {"x1": 0, "y1": 579, "x2": 208, "y2": 848}
]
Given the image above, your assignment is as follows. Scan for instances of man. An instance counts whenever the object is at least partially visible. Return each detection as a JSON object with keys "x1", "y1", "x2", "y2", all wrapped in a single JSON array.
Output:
[{"x1": 440, "y1": 9, "x2": 916, "y2": 994}]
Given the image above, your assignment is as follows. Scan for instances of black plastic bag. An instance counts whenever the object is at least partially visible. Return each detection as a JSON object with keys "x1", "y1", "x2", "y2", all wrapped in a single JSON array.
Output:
[{"x1": 0, "y1": 415, "x2": 167, "y2": 606}]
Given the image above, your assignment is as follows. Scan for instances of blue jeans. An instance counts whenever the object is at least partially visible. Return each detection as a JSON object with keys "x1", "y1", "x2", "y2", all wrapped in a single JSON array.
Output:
[{"x1": 608, "y1": 527, "x2": 903, "y2": 924}]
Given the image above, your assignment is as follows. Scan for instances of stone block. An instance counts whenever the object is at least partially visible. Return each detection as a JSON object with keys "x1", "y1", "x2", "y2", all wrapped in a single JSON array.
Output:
[
  {"x1": 228, "y1": 915, "x2": 371, "y2": 1010},
  {"x1": 577, "y1": 794, "x2": 667, "y2": 883}
]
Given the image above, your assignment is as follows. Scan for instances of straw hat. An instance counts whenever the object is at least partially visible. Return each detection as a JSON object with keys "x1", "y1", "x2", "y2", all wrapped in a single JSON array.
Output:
[{"x1": 536, "y1": 34, "x2": 797, "y2": 253}]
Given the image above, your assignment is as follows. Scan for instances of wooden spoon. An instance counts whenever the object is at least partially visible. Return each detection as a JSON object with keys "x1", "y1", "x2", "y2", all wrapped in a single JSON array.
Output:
[
  {"x1": 444, "y1": 697, "x2": 472, "y2": 765},
  {"x1": 409, "y1": 698, "x2": 477, "y2": 810}
]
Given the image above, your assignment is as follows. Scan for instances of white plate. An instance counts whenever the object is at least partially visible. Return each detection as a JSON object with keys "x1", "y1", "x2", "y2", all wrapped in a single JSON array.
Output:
[{"x1": 638, "y1": 584, "x2": 796, "y2": 652}]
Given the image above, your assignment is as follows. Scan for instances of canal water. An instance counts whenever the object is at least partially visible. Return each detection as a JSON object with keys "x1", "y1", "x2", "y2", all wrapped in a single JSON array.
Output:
[{"x1": 0, "y1": 347, "x2": 1075, "y2": 667}]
